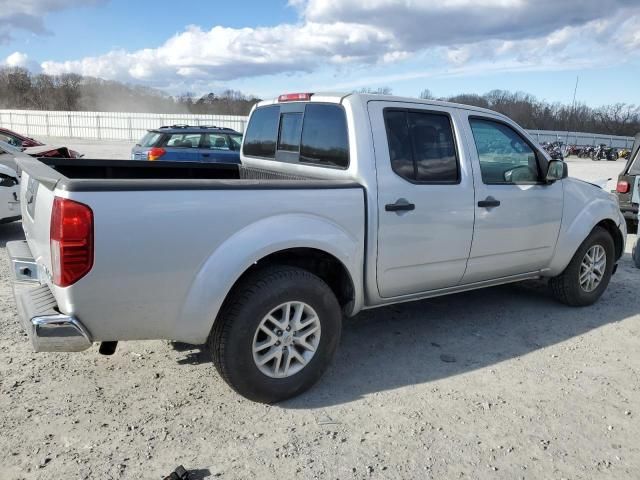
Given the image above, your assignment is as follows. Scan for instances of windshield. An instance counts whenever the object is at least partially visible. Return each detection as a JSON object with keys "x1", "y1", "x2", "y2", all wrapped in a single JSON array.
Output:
[{"x1": 0, "y1": 140, "x2": 22, "y2": 154}]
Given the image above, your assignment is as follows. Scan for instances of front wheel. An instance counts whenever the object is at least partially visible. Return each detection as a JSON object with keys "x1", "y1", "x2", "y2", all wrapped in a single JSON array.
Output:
[
  {"x1": 549, "y1": 227, "x2": 615, "y2": 306},
  {"x1": 209, "y1": 266, "x2": 342, "y2": 403}
]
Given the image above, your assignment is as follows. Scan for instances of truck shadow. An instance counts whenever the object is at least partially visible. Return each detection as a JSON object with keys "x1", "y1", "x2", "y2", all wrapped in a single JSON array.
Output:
[
  {"x1": 284, "y1": 253, "x2": 638, "y2": 409},
  {"x1": 0, "y1": 221, "x2": 24, "y2": 247}
]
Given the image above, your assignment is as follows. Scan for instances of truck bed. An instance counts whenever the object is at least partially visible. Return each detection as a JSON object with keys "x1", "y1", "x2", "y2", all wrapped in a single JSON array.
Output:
[
  {"x1": 21, "y1": 157, "x2": 358, "y2": 192},
  {"x1": 15, "y1": 155, "x2": 366, "y2": 344}
]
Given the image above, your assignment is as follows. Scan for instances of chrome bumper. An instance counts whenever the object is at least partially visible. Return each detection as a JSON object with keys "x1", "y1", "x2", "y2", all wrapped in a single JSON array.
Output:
[{"x1": 7, "y1": 240, "x2": 92, "y2": 352}]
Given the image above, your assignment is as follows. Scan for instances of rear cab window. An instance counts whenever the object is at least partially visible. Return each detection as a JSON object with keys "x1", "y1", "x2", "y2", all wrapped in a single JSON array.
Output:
[{"x1": 243, "y1": 102, "x2": 349, "y2": 169}]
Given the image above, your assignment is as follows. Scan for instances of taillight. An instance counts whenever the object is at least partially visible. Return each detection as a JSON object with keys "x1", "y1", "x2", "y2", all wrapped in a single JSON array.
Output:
[
  {"x1": 616, "y1": 181, "x2": 630, "y2": 193},
  {"x1": 148, "y1": 147, "x2": 166, "y2": 161},
  {"x1": 50, "y1": 197, "x2": 93, "y2": 287},
  {"x1": 278, "y1": 93, "x2": 313, "y2": 102}
]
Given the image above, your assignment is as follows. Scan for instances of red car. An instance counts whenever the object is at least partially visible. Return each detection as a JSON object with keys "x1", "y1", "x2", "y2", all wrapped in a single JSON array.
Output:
[
  {"x1": 0, "y1": 128, "x2": 81, "y2": 158},
  {"x1": 0, "y1": 127, "x2": 43, "y2": 148}
]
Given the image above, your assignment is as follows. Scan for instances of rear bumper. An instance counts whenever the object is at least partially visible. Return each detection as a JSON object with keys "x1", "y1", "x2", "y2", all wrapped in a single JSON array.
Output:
[{"x1": 8, "y1": 240, "x2": 92, "y2": 352}]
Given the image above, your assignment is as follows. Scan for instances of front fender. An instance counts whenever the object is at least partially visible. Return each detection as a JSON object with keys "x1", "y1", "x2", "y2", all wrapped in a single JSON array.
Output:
[
  {"x1": 172, "y1": 213, "x2": 364, "y2": 343},
  {"x1": 547, "y1": 194, "x2": 624, "y2": 276}
]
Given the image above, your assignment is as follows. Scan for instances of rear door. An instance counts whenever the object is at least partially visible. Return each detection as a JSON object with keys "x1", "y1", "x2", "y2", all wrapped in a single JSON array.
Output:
[
  {"x1": 163, "y1": 132, "x2": 203, "y2": 161},
  {"x1": 461, "y1": 113, "x2": 563, "y2": 283},
  {"x1": 200, "y1": 133, "x2": 241, "y2": 163},
  {"x1": 370, "y1": 101, "x2": 475, "y2": 298}
]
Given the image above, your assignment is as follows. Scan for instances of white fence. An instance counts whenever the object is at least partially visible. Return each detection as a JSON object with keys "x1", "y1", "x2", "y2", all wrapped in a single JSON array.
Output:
[
  {"x1": 0, "y1": 109, "x2": 248, "y2": 141},
  {"x1": 528, "y1": 129, "x2": 635, "y2": 149},
  {"x1": 0, "y1": 109, "x2": 635, "y2": 148}
]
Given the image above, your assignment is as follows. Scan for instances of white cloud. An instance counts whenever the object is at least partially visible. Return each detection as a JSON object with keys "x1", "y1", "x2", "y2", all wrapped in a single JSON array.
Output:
[
  {"x1": 42, "y1": 22, "x2": 398, "y2": 82},
  {"x1": 0, "y1": 0, "x2": 106, "y2": 43},
  {"x1": 5, "y1": 51, "x2": 29, "y2": 67},
  {"x1": 24, "y1": 0, "x2": 640, "y2": 88}
]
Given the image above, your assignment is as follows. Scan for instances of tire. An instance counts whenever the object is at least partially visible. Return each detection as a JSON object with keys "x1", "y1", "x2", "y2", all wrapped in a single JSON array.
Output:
[
  {"x1": 633, "y1": 239, "x2": 640, "y2": 269},
  {"x1": 550, "y1": 226, "x2": 615, "y2": 306},
  {"x1": 209, "y1": 266, "x2": 342, "y2": 403}
]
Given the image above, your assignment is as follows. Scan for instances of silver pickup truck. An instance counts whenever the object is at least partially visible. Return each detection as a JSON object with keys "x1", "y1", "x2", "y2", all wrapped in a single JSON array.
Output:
[{"x1": 9, "y1": 93, "x2": 626, "y2": 402}]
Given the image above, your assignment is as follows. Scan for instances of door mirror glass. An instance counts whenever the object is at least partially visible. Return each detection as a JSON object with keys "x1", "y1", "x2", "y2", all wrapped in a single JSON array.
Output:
[{"x1": 545, "y1": 159, "x2": 568, "y2": 182}]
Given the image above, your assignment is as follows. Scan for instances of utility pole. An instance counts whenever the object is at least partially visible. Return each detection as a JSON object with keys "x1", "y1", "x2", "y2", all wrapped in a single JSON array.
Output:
[{"x1": 566, "y1": 76, "x2": 579, "y2": 146}]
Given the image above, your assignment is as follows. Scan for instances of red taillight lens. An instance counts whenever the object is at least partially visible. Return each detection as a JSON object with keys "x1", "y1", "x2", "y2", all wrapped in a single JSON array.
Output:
[
  {"x1": 278, "y1": 93, "x2": 313, "y2": 102},
  {"x1": 50, "y1": 197, "x2": 94, "y2": 287},
  {"x1": 616, "y1": 181, "x2": 630, "y2": 193},
  {"x1": 148, "y1": 147, "x2": 166, "y2": 161}
]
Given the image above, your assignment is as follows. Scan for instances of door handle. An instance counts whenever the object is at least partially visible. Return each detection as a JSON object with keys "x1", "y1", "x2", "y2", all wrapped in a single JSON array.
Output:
[
  {"x1": 202, "y1": 153, "x2": 210, "y2": 157},
  {"x1": 385, "y1": 199, "x2": 415, "y2": 212},
  {"x1": 478, "y1": 197, "x2": 500, "y2": 208}
]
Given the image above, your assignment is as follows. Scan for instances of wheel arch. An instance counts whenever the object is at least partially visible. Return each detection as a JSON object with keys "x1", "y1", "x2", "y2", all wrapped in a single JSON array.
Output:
[
  {"x1": 548, "y1": 200, "x2": 625, "y2": 277},
  {"x1": 173, "y1": 213, "x2": 364, "y2": 343},
  {"x1": 596, "y1": 218, "x2": 624, "y2": 261}
]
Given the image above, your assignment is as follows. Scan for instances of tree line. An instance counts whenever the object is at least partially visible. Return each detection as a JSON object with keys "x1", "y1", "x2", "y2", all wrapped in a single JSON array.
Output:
[
  {"x1": 0, "y1": 67, "x2": 260, "y2": 115},
  {"x1": 0, "y1": 66, "x2": 638, "y2": 136},
  {"x1": 419, "y1": 88, "x2": 640, "y2": 137}
]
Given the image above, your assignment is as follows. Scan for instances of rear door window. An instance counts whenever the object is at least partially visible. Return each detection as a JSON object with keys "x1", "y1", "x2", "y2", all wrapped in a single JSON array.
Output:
[
  {"x1": 243, "y1": 106, "x2": 280, "y2": 158},
  {"x1": 205, "y1": 133, "x2": 232, "y2": 150},
  {"x1": 166, "y1": 133, "x2": 202, "y2": 149},
  {"x1": 384, "y1": 109, "x2": 459, "y2": 183}
]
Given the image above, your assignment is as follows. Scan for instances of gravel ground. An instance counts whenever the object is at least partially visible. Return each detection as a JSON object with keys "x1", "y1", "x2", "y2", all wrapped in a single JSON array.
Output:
[{"x1": 0, "y1": 153, "x2": 638, "y2": 479}]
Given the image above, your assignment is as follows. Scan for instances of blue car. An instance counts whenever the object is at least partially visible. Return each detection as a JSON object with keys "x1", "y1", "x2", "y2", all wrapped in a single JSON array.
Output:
[{"x1": 131, "y1": 125, "x2": 243, "y2": 163}]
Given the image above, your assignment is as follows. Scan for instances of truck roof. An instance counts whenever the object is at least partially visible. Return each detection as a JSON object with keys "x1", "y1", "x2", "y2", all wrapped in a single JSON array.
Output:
[{"x1": 257, "y1": 92, "x2": 505, "y2": 119}]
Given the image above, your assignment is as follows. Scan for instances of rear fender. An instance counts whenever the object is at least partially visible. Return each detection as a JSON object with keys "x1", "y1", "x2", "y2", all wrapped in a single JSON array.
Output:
[{"x1": 173, "y1": 213, "x2": 364, "y2": 343}]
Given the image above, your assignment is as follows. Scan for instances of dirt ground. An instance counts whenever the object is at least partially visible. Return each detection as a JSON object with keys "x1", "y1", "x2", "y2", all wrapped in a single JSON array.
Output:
[{"x1": 0, "y1": 155, "x2": 638, "y2": 479}]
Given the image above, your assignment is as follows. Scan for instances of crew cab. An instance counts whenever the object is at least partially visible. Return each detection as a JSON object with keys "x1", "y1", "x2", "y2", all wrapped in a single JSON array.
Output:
[{"x1": 9, "y1": 93, "x2": 626, "y2": 403}]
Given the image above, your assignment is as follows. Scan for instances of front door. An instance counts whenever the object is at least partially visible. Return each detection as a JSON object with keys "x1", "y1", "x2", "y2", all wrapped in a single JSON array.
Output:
[
  {"x1": 461, "y1": 114, "x2": 563, "y2": 283},
  {"x1": 370, "y1": 101, "x2": 475, "y2": 298}
]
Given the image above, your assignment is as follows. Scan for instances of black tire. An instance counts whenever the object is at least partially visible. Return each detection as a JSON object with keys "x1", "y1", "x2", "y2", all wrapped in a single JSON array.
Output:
[
  {"x1": 209, "y1": 266, "x2": 342, "y2": 403},
  {"x1": 633, "y1": 239, "x2": 640, "y2": 269},
  {"x1": 549, "y1": 226, "x2": 615, "y2": 306},
  {"x1": 625, "y1": 219, "x2": 637, "y2": 235}
]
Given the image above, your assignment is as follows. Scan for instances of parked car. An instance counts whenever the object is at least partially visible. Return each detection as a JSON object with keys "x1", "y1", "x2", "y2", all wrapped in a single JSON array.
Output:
[
  {"x1": 9, "y1": 93, "x2": 626, "y2": 403},
  {"x1": 0, "y1": 127, "x2": 82, "y2": 158},
  {"x1": 131, "y1": 125, "x2": 243, "y2": 163},
  {"x1": 0, "y1": 141, "x2": 22, "y2": 223},
  {"x1": 0, "y1": 127, "x2": 43, "y2": 148},
  {"x1": 615, "y1": 133, "x2": 640, "y2": 233}
]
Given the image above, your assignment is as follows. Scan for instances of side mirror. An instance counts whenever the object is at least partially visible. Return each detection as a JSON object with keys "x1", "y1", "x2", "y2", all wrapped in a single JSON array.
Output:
[
  {"x1": 21, "y1": 141, "x2": 30, "y2": 148},
  {"x1": 545, "y1": 159, "x2": 568, "y2": 182}
]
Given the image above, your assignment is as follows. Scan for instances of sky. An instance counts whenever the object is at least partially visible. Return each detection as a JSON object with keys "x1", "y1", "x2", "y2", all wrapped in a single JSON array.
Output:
[{"x1": 0, "y1": 0, "x2": 639, "y2": 106}]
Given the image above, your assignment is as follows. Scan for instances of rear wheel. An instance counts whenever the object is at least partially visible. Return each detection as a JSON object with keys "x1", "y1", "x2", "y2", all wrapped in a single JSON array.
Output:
[
  {"x1": 209, "y1": 266, "x2": 342, "y2": 403},
  {"x1": 550, "y1": 227, "x2": 614, "y2": 306}
]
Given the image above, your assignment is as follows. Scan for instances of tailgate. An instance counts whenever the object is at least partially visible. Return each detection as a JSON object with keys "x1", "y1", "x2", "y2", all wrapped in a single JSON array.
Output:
[{"x1": 19, "y1": 169, "x2": 57, "y2": 286}]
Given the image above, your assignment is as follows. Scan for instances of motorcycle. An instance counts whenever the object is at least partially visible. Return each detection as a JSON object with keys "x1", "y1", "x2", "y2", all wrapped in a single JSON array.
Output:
[
  {"x1": 618, "y1": 149, "x2": 631, "y2": 160},
  {"x1": 542, "y1": 141, "x2": 564, "y2": 161}
]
